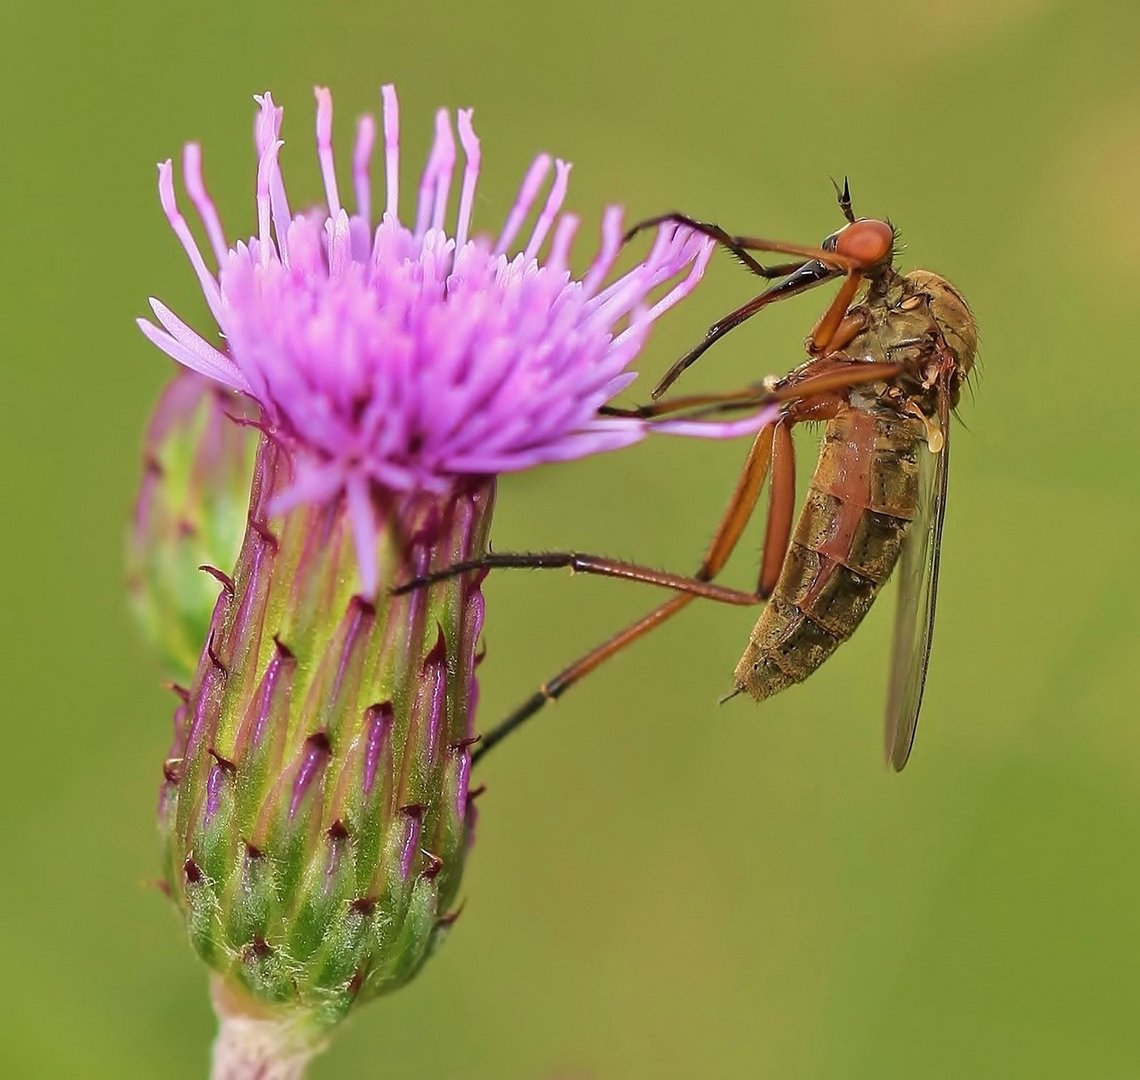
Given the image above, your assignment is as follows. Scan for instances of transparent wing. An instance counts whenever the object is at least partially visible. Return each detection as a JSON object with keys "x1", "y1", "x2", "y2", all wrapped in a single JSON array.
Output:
[{"x1": 883, "y1": 385, "x2": 952, "y2": 771}]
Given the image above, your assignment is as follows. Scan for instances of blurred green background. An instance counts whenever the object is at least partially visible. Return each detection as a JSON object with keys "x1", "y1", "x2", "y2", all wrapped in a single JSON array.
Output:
[{"x1": 3, "y1": 1, "x2": 1139, "y2": 1076}]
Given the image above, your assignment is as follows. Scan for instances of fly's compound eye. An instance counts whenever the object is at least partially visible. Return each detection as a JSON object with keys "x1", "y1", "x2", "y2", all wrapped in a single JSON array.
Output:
[{"x1": 833, "y1": 218, "x2": 894, "y2": 268}]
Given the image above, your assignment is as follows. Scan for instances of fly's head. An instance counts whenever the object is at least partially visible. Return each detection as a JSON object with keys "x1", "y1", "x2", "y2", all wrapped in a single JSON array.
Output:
[{"x1": 822, "y1": 218, "x2": 898, "y2": 280}]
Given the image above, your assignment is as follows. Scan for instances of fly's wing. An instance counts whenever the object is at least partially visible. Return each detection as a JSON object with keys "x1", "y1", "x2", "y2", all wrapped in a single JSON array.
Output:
[{"x1": 883, "y1": 384, "x2": 952, "y2": 772}]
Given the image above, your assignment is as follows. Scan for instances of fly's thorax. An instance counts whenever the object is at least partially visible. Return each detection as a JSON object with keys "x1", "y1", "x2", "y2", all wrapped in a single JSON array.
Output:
[
  {"x1": 903, "y1": 270, "x2": 977, "y2": 375},
  {"x1": 838, "y1": 272, "x2": 974, "y2": 421},
  {"x1": 842, "y1": 282, "x2": 941, "y2": 371}
]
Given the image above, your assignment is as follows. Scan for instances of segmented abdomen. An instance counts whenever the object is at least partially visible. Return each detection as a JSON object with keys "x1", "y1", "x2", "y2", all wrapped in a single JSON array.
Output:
[{"x1": 734, "y1": 407, "x2": 924, "y2": 700}]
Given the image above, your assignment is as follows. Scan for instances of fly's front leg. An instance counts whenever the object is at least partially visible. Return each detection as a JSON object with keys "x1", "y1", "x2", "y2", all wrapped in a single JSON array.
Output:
[
  {"x1": 807, "y1": 272, "x2": 867, "y2": 355},
  {"x1": 811, "y1": 306, "x2": 871, "y2": 357},
  {"x1": 622, "y1": 212, "x2": 806, "y2": 281}
]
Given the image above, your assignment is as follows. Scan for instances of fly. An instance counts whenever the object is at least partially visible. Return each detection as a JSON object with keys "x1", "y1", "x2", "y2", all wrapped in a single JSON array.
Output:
[{"x1": 396, "y1": 181, "x2": 977, "y2": 771}]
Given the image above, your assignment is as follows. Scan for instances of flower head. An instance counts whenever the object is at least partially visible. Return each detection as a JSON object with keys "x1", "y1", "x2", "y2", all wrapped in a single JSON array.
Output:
[{"x1": 140, "y1": 85, "x2": 716, "y2": 594}]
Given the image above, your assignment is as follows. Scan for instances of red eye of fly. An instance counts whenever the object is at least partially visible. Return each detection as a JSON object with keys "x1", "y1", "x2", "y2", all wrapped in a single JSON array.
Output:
[{"x1": 834, "y1": 219, "x2": 894, "y2": 267}]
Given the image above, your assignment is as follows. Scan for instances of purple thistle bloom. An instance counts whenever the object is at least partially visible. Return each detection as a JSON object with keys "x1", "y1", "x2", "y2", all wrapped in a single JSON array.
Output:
[
  {"x1": 134, "y1": 85, "x2": 768, "y2": 1074},
  {"x1": 138, "y1": 85, "x2": 743, "y2": 595}
]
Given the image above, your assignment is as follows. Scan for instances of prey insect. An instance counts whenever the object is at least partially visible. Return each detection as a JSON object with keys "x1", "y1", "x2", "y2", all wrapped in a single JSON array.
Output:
[{"x1": 396, "y1": 181, "x2": 977, "y2": 771}]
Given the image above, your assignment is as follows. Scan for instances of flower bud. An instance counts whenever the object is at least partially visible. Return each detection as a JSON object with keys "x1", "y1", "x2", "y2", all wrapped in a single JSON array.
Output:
[{"x1": 128, "y1": 372, "x2": 257, "y2": 681}]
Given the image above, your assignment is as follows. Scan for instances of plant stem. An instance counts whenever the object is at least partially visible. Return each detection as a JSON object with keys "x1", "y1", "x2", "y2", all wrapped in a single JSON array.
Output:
[{"x1": 210, "y1": 976, "x2": 327, "y2": 1080}]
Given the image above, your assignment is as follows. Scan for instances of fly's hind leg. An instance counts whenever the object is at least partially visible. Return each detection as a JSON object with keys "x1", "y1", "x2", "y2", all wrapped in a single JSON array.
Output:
[
  {"x1": 393, "y1": 551, "x2": 763, "y2": 606},
  {"x1": 467, "y1": 407, "x2": 825, "y2": 764},
  {"x1": 469, "y1": 421, "x2": 778, "y2": 762}
]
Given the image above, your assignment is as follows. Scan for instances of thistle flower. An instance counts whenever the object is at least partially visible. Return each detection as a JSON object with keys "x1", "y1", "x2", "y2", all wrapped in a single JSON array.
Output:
[
  {"x1": 128, "y1": 371, "x2": 257, "y2": 683},
  {"x1": 137, "y1": 84, "x2": 755, "y2": 1075}
]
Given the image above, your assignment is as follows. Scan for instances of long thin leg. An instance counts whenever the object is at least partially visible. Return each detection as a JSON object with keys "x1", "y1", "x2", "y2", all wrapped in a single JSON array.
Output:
[
  {"x1": 604, "y1": 360, "x2": 903, "y2": 423},
  {"x1": 472, "y1": 596, "x2": 692, "y2": 763},
  {"x1": 624, "y1": 213, "x2": 806, "y2": 280},
  {"x1": 472, "y1": 424, "x2": 777, "y2": 766},
  {"x1": 759, "y1": 420, "x2": 796, "y2": 597},
  {"x1": 600, "y1": 385, "x2": 769, "y2": 419},
  {"x1": 393, "y1": 552, "x2": 763, "y2": 606}
]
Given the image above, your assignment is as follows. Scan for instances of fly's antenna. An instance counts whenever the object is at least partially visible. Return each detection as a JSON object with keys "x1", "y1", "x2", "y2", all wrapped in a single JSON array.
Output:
[{"x1": 832, "y1": 176, "x2": 855, "y2": 223}]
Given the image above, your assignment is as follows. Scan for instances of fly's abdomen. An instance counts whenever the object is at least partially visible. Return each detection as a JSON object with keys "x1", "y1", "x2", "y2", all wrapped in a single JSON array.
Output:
[{"x1": 734, "y1": 408, "x2": 924, "y2": 700}]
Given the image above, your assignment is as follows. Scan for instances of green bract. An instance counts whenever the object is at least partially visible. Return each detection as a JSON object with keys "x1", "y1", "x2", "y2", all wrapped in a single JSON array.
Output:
[{"x1": 128, "y1": 373, "x2": 256, "y2": 683}]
